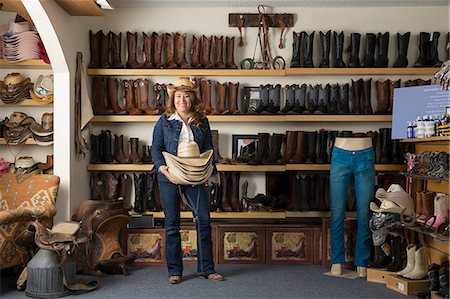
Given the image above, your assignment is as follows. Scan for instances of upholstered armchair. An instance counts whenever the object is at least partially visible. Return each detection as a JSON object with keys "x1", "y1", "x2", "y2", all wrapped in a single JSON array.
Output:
[{"x1": 0, "y1": 173, "x2": 60, "y2": 269}]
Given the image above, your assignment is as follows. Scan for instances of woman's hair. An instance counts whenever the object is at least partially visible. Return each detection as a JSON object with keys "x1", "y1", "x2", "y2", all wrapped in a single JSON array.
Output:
[{"x1": 165, "y1": 89, "x2": 206, "y2": 127}]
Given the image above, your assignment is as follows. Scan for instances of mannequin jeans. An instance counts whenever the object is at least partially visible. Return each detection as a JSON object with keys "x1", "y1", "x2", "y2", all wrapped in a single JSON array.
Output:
[
  {"x1": 158, "y1": 176, "x2": 215, "y2": 277},
  {"x1": 329, "y1": 146, "x2": 375, "y2": 267}
]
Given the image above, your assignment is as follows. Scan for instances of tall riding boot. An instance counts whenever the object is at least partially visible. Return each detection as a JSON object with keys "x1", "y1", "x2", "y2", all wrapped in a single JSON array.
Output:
[
  {"x1": 279, "y1": 131, "x2": 298, "y2": 164},
  {"x1": 201, "y1": 35, "x2": 213, "y2": 68},
  {"x1": 304, "y1": 131, "x2": 317, "y2": 164},
  {"x1": 225, "y1": 36, "x2": 238, "y2": 69},
  {"x1": 110, "y1": 31, "x2": 124, "y2": 68},
  {"x1": 348, "y1": 33, "x2": 361, "y2": 67},
  {"x1": 227, "y1": 82, "x2": 240, "y2": 114},
  {"x1": 362, "y1": 33, "x2": 376, "y2": 67},
  {"x1": 191, "y1": 35, "x2": 202, "y2": 68},
  {"x1": 230, "y1": 172, "x2": 241, "y2": 211},
  {"x1": 393, "y1": 32, "x2": 410, "y2": 67},
  {"x1": 290, "y1": 31, "x2": 301, "y2": 67},
  {"x1": 282, "y1": 84, "x2": 296, "y2": 113},
  {"x1": 288, "y1": 131, "x2": 306, "y2": 164},
  {"x1": 305, "y1": 84, "x2": 318, "y2": 114},
  {"x1": 220, "y1": 172, "x2": 232, "y2": 211},
  {"x1": 90, "y1": 133, "x2": 102, "y2": 163},
  {"x1": 114, "y1": 134, "x2": 129, "y2": 163},
  {"x1": 92, "y1": 76, "x2": 114, "y2": 115},
  {"x1": 351, "y1": 79, "x2": 363, "y2": 114},
  {"x1": 428, "y1": 32, "x2": 442, "y2": 67},
  {"x1": 388, "y1": 79, "x2": 401, "y2": 114},
  {"x1": 316, "y1": 129, "x2": 329, "y2": 164},
  {"x1": 213, "y1": 36, "x2": 226, "y2": 68},
  {"x1": 142, "y1": 32, "x2": 154, "y2": 68},
  {"x1": 287, "y1": 172, "x2": 298, "y2": 210},
  {"x1": 129, "y1": 137, "x2": 141, "y2": 163},
  {"x1": 266, "y1": 84, "x2": 281, "y2": 113},
  {"x1": 211, "y1": 82, "x2": 228, "y2": 114},
  {"x1": 362, "y1": 78, "x2": 373, "y2": 114},
  {"x1": 200, "y1": 79, "x2": 213, "y2": 114},
  {"x1": 415, "y1": 32, "x2": 430, "y2": 67},
  {"x1": 126, "y1": 31, "x2": 141, "y2": 68},
  {"x1": 370, "y1": 244, "x2": 390, "y2": 268},
  {"x1": 375, "y1": 79, "x2": 390, "y2": 114},
  {"x1": 297, "y1": 173, "x2": 310, "y2": 211},
  {"x1": 301, "y1": 31, "x2": 315, "y2": 67},
  {"x1": 315, "y1": 84, "x2": 330, "y2": 114},
  {"x1": 292, "y1": 84, "x2": 307, "y2": 114},
  {"x1": 338, "y1": 83, "x2": 350, "y2": 114},
  {"x1": 141, "y1": 145, "x2": 152, "y2": 163},
  {"x1": 379, "y1": 128, "x2": 392, "y2": 163},
  {"x1": 211, "y1": 129, "x2": 226, "y2": 164},
  {"x1": 175, "y1": 32, "x2": 190, "y2": 68},
  {"x1": 319, "y1": 30, "x2": 331, "y2": 67},
  {"x1": 133, "y1": 173, "x2": 145, "y2": 213},
  {"x1": 101, "y1": 130, "x2": 115, "y2": 163},
  {"x1": 107, "y1": 77, "x2": 126, "y2": 114},
  {"x1": 248, "y1": 133, "x2": 270, "y2": 165},
  {"x1": 328, "y1": 130, "x2": 339, "y2": 163},
  {"x1": 262, "y1": 133, "x2": 284, "y2": 164},
  {"x1": 99, "y1": 31, "x2": 110, "y2": 68},
  {"x1": 144, "y1": 173, "x2": 158, "y2": 211},
  {"x1": 328, "y1": 84, "x2": 339, "y2": 114},
  {"x1": 123, "y1": 80, "x2": 141, "y2": 115},
  {"x1": 164, "y1": 33, "x2": 177, "y2": 68},
  {"x1": 333, "y1": 31, "x2": 346, "y2": 67},
  {"x1": 89, "y1": 30, "x2": 101, "y2": 68},
  {"x1": 308, "y1": 175, "x2": 317, "y2": 210},
  {"x1": 152, "y1": 32, "x2": 163, "y2": 68},
  {"x1": 375, "y1": 32, "x2": 389, "y2": 67},
  {"x1": 134, "y1": 78, "x2": 159, "y2": 114}
]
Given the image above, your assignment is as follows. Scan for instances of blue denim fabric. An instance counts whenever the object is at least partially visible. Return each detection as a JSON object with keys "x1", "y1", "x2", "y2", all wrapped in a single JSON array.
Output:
[
  {"x1": 329, "y1": 146, "x2": 375, "y2": 267},
  {"x1": 157, "y1": 178, "x2": 215, "y2": 277}
]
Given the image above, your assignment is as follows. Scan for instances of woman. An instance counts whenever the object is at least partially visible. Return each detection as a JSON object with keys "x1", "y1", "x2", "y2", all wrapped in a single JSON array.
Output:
[{"x1": 151, "y1": 77, "x2": 223, "y2": 284}]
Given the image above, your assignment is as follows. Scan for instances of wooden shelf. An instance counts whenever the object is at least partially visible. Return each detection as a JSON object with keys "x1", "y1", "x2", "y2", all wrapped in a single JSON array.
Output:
[
  {"x1": 207, "y1": 115, "x2": 286, "y2": 122},
  {"x1": 87, "y1": 69, "x2": 285, "y2": 76},
  {"x1": 403, "y1": 224, "x2": 449, "y2": 242},
  {"x1": 217, "y1": 164, "x2": 286, "y2": 172},
  {"x1": 87, "y1": 164, "x2": 153, "y2": 171},
  {"x1": 285, "y1": 211, "x2": 357, "y2": 218},
  {"x1": 400, "y1": 136, "x2": 450, "y2": 143},
  {"x1": 0, "y1": 138, "x2": 38, "y2": 145},
  {"x1": 0, "y1": 99, "x2": 53, "y2": 106},
  {"x1": 401, "y1": 172, "x2": 449, "y2": 182},
  {"x1": 286, "y1": 164, "x2": 403, "y2": 171},
  {"x1": 285, "y1": 67, "x2": 439, "y2": 75},
  {"x1": 285, "y1": 114, "x2": 392, "y2": 122},
  {"x1": 54, "y1": 0, "x2": 104, "y2": 16},
  {"x1": 0, "y1": 59, "x2": 51, "y2": 69}
]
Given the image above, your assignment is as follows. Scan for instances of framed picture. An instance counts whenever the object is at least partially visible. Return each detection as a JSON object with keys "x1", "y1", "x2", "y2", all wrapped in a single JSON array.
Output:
[
  {"x1": 124, "y1": 228, "x2": 165, "y2": 266},
  {"x1": 242, "y1": 86, "x2": 262, "y2": 114},
  {"x1": 322, "y1": 218, "x2": 357, "y2": 269},
  {"x1": 218, "y1": 225, "x2": 265, "y2": 264},
  {"x1": 265, "y1": 226, "x2": 313, "y2": 264},
  {"x1": 232, "y1": 134, "x2": 258, "y2": 161}
]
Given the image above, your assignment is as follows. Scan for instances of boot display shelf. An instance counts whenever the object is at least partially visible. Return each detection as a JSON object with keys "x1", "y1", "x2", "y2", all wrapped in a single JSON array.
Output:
[
  {"x1": 400, "y1": 136, "x2": 450, "y2": 143},
  {"x1": 0, "y1": 138, "x2": 40, "y2": 145},
  {"x1": 0, "y1": 59, "x2": 51, "y2": 69},
  {"x1": 0, "y1": 99, "x2": 52, "y2": 106},
  {"x1": 400, "y1": 172, "x2": 449, "y2": 182}
]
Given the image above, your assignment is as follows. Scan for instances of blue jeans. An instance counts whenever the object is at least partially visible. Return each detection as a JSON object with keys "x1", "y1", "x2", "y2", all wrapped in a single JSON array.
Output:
[
  {"x1": 157, "y1": 175, "x2": 215, "y2": 277},
  {"x1": 329, "y1": 146, "x2": 375, "y2": 267}
]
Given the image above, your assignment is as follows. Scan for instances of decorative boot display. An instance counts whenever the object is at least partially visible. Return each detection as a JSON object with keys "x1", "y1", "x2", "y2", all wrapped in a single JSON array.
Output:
[
  {"x1": 292, "y1": 84, "x2": 307, "y2": 114},
  {"x1": 375, "y1": 32, "x2": 389, "y2": 67},
  {"x1": 288, "y1": 131, "x2": 306, "y2": 164},
  {"x1": 152, "y1": 32, "x2": 163, "y2": 68},
  {"x1": 220, "y1": 172, "x2": 232, "y2": 211},
  {"x1": 133, "y1": 173, "x2": 145, "y2": 213},
  {"x1": 134, "y1": 78, "x2": 159, "y2": 114},
  {"x1": 301, "y1": 31, "x2": 315, "y2": 67},
  {"x1": 278, "y1": 131, "x2": 297, "y2": 164},
  {"x1": 319, "y1": 30, "x2": 331, "y2": 68},
  {"x1": 361, "y1": 78, "x2": 373, "y2": 114},
  {"x1": 89, "y1": 30, "x2": 101, "y2": 68},
  {"x1": 225, "y1": 36, "x2": 238, "y2": 69},
  {"x1": 316, "y1": 129, "x2": 329, "y2": 164},
  {"x1": 328, "y1": 84, "x2": 339, "y2": 114},
  {"x1": 200, "y1": 79, "x2": 213, "y2": 114},
  {"x1": 164, "y1": 33, "x2": 177, "y2": 68},
  {"x1": 315, "y1": 84, "x2": 330, "y2": 114},
  {"x1": 211, "y1": 82, "x2": 228, "y2": 114},
  {"x1": 230, "y1": 171, "x2": 241, "y2": 211},
  {"x1": 351, "y1": 79, "x2": 363, "y2": 114},
  {"x1": 126, "y1": 31, "x2": 141, "y2": 68},
  {"x1": 333, "y1": 31, "x2": 346, "y2": 67},
  {"x1": 375, "y1": 79, "x2": 390, "y2": 114},
  {"x1": 290, "y1": 31, "x2": 301, "y2": 67},
  {"x1": 110, "y1": 31, "x2": 124, "y2": 68},
  {"x1": 338, "y1": 83, "x2": 350, "y2": 114},
  {"x1": 213, "y1": 35, "x2": 226, "y2": 68},
  {"x1": 404, "y1": 246, "x2": 430, "y2": 279},
  {"x1": 141, "y1": 145, "x2": 152, "y2": 163},
  {"x1": 190, "y1": 35, "x2": 202, "y2": 68},
  {"x1": 415, "y1": 32, "x2": 430, "y2": 67},
  {"x1": 114, "y1": 134, "x2": 129, "y2": 163},
  {"x1": 393, "y1": 32, "x2": 410, "y2": 67},
  {"x1": 428, "y1": 31, "x2": 442, "y2": 67},
  {"x1": 262, "y1": 133, "x2": 284, "y2": 164},
  {"x1": 144, "y1": 173, "x2": 158, "y2": 211},
  {"x1": 362, "y1": 33, "x2": 376, "y2": 67},
  {"x1": 227, "y1": 82, "x2": 240, "y2": 114},
  {"x1": 201, "y1": 35, "x2": 213, "y2": 68},
  {"x1": 304, "y1": 131, "x2": 317, "y2": 164},
  {"x1": 128, "y1": 137, "x2": 141, "y2": 163},
  {"x1": 107, "y1": 77, "x2": 126, "y2": 114},
  {"x1": 142, "y1": 32, "x2": 154, "y2": 68},
  {"x1": 175, "y1": 32, "x2": 190, "y2": 68},
  {"x1": 248, "y1": 133, "x2": 270, "y2": 165},
  {"x1": 282, "y1": 84, "x2": 296, "y2": 113},
  {"x1": 99, "y1": 30, "x2": 110, "y2": 68},
  {"x1": 348, "y1": 32, "x2": 361, "y2": 67},
  {"x1": 305, "y1": 84, "x2": 318, "y2": 114},
  {"x1": 92, "y1": 76, "x2": 114, "y2": 115},
  {"x1": 123, "y1": 80, "x2": 141, "y2": 115}
]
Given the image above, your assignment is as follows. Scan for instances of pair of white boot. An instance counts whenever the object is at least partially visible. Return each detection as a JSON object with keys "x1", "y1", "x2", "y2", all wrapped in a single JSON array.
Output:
[{"x1": 397, "y1": 244, "x2": 430, "y2": 279}]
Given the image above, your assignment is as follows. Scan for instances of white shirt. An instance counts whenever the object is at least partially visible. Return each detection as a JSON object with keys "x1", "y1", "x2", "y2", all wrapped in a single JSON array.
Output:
[{"x1": 168, "y1": 112, "x2": 194, "y2": 144}]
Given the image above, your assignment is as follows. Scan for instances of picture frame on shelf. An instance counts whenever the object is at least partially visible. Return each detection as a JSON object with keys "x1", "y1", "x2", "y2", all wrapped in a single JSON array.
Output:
[{"x1": 232, "y1": 134, "x2": 258, "y2": 161}]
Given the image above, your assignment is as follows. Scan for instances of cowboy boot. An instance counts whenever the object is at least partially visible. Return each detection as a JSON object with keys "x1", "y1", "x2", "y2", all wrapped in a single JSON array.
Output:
[
  {"x1": 308, "y1": 175, "x2": 317, "y2": 210},
  {"x1": 90, "y1": 133, "x2": 102, "y2": 163},
  {"x1": 278, "y1": 131, "x2": 298, "y2": 164},
  {"x1": 319, "y1": 30, "x2": 331, "y2": 68},
  {"x1": 292, "y1": 84, "x2": 307, "y2": 114},
  {"x1": 386, "y1": 236, "x2": 406, "y2": 272},
  {"x1": 248, "y1": 133, "x2": 270, "y2": 165},
  {"x1": 417, "y1": 263, "x2": 441, "y2": 298},
  {"x1": 142, "y1": 32, "x2": 154, "y2": 68},
  {"x1": 134, "y1": 78, "x2": 159, "y2": 114},
  {"x1": 225, "y1": 36, "x2": 238, "y2": 69},
  {"x1": 201, "y1": 35, "x2": 213, "y2": 68},
  {"x1": 333, "y1": 31, "x2": 346, "y2": 67},
  {"x1": 366, "y1": 130, "x2": 378, "y2": 151},
  {"x1": 282, "y1": 85, "x2": 295, "y2": 113},
  {"x1": 404, "y1": 246, "x2": 429, "y2": 279},
  {"x1": 118, "y1": 173, "x2": 130, "y2": 208},
  {"x1": 297, "y1": 173, "x2": 310, "y2": 211},
  {"x1": 262, "y1": 133, "x2": 284, "y2": 164},
  {"x1": 328, "y1": 84, "x2": 339, "y2": 114},
  {"x1": 362, "y1": 78, "x2": 373, "y2": 114},
  {"x1": 288, "y1": 131, "x2": 306, "y2": 164},
  {"x1": 90, "y1": 172, "x2": 104, "y2": 200},
  {"x1": 99, "y1": 30, "x2": 110, "y2": 68},
  {"x1": 437, "y1": 262, "x2": 449, "y2": 298},
  {"x1": 328, "y1": 130, "x2": 339, "y2": 163},
  {"x1": 89, "y1": 30, "x2": 101, "y2": 68},
  {"x1": 375, "y1": 79, "x2": 390, "y2": 114},
  {"x1": 175, "y1": 32, "x2": 190, "y2": 68},
  {"x1": 316, "y1": 129, "x2": 329, "y2": 164},
  {"x1": 220, "y1": 172, "x2": 232, "y2": 211},
  {"x1": 290, "y1": 31, "x2": 301, "y2": 67},
  {"x1": 164, "y1": 33, "x2": 177, "y2": 68},
  {"x1": 315, "y1": 84, "x2": 330, "y2": 114},
  {"x1": 123, "y1": 80, "x2": 141, "y2": 115},
  {"x1": 348, "y1": 33, "x2": 361, "y2": 67},
  {"x1": 227, "y1": 82, "x2": 240, "y2": 114},
  {"x1": 230, "y1": 172, "x2": 241, "y2": 211},
  {"x1": 200, "y1": 79, "x2": 213, "y2": 114},
  {"x1": 305, "y1": 84, "x2": 318, "y2": 114},
  {"x1": 141, "y1": 145, "x2": 152, "y2": 163},
  {"x1": 393, "y1": 32, "x2": 410, "y2": 67},
  {"x1": 126, "y1": 31, "x2": 141, "y2": 68},
  {"x1": 379, "y1": 128, "x2": 391, "y2": 163},
  {"x1": 101, "y1": 130, "x2": 115, "y2": 163},
  {"x1": 351, "y1": 79, "x2": 363, "y2": 114},
  {"x1": 152, "y1": 32, "x2": 163, "y2": 68},
  {"x1": 155, "y1": 83, "x2": 167, "y2": 113},
  {"x1": 191, "y1": 35, "x2": 202, "y2": 68},
  {"x1": 252, "y1": 84, "x2": 269, "y2": 114},
  {"x1": 375, "y1": 32, "x2": 389, "y2": 67},
  {"x1": 391, "y1": 139, "x2": 401, "y2": 164},
  {"x1": 362, "y1": 33, "x2": 376, "y2": 67},
  {"x1": 107, "y1": 78, "x2": 126, "y2": 115},
  {"x1": 213, "y1": 35, "x2": 225, "y2": 68},
  {"x1": 144, "y1": 173, "x2": 158, "y2": 211},
  {"x1": 211, "y1": 129, "x2": 227, "y2": 164},
  {"x1": 301, "y1": 31, "x2": 315, "y2": 67},
  {"x1": 338, "y1": 83, "x2": 350, "y2": 114},
  {"x1": 388, "y1": 79, "x2": 401, "y2": 114},
  {"x1": 92, "y1": 77, "x2": 114, "y2": 115},
  {"x1": 129, "y1": 137, "x2": 141, "y2": 163},
  {"x1": 110, "y1": 31, "x2": 124, "y2": 68},
  {"x1": 102, "y1": 172, "x2": 119, "y2": 201},
  {"x1": 397, "y1": 244, "x2": 416, "y2": 276},
  {"x1": 304, "y1": 131, "x2": 317, "y2": 164},
  {"x1": 428, "y1": 31, "x2": 442, "y2": 67},
  {"x1": 287, "y1": 172, "x2": 298, "y2": 210},
  {"x1": 114, "y1": 134, "x2": 129, "y2": 163},
  {"x1": 133, "y1": 173, "x2": 145, "y2": 212},
  {"x1": 211, "y1": 82, "x2": 228, "y2": 114},
  {"x1": 415, "y1": 32, "x2": 430, "y2": 67},
  {"x1": 369, "y1": 244, "x2": 390, "y2": 268},
  {"x1": 209, "y1": 181, "x2": 221, "y2": 212},
  {"x1": 266, "y1": 84, "x2": 281, "y2": 113}
]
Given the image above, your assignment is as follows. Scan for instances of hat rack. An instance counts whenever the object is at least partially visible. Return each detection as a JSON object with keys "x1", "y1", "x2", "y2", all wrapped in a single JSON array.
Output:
[{"x1": 228, "y1": 13, "x2": 295, "y2": 28}]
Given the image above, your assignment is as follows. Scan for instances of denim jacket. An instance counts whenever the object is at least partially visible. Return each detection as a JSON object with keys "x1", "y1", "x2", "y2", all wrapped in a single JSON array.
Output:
[{"x1": 151, "y1": 114, "x2": 216, "y2": 182}]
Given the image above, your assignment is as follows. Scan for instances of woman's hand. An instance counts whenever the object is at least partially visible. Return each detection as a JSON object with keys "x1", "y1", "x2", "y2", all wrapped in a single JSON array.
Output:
[{"x1": 159, "y1": 165, "x2": 177, "y2": 184}]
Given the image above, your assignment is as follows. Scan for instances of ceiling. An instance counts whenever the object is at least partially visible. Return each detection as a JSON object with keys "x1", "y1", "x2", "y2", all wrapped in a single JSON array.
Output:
[{"x1": 107, "y1": 0, "x2": 450, "y2": 7}]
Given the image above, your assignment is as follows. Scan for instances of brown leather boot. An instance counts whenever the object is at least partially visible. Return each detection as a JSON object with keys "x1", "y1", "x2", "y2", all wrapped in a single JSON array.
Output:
[
  {"x1": 89, "y1": 30, "x2": 101, "y2": 68},
  {"x1": 100, "y1": 31, "x2": 110, "y2": 68},
  {"x1": 230, "y1": 172, "x2": 241, "y2": 211},
  {"x1": 375, "y1": 79, "x2": 390, "y2": 114},
  {"x1": 107, "y1": 77, "x2": 126, "y2": 114},
  {"x1": 129, "y1": 137, "x2": 141, "y2": 163},
  {"x1": 123, "y1": 80, "x2": 141, "y2": 115},
  {"x1": 164, "y1": 33, "x2": 177, "y2": 68},
  {"x1": 211, "y1": 82, "x2": 228, "y2": 114},
  {"x1": 225, "y1": 36, "x2": 238, "y2": 69},
  {"x1": 133, "y1": 78, "x2": 159, "y2": 114},
  {"x1": 362, "y1": 78, "x2": 373, "y2": 114},
  {"x1": 114, "y1": 134, "x2": 129, "y2": 163},
  {"x1": 201, "y1": 35, "x2": 213, "y2": 68},
  {"x1": 287, "y1": 172, "x2": 299, "y2": 210},
  {"x1": 110, "y1": 31, "x2": 124, "y2": 68},
  {"x1": 278, "y1": 131, "x2": 298, "y2": 164},
  {"x1": 118, "y1": 173, "x2": 131, "y2": 209},
  {"x1": 101, "y1": 172, "x2": 119, "y2": 201},
  {"x1": 415, "y1": 191, "x2": 423, "y2": 217},
  {"x1": 200, "y1": 79, "x2": 212, "y2": 114},
  {"x1": 351, "y1": 79, "x2": 363, "y2": 114},
  {"x1": 175, "y1": 33, "x2": 190, "y2": 68},
  {"x1": 227, "y1": 82, "x2": 240, "y2": 114},
  {"x1": 191, "y1": 34, "x2": 202, "y2": 68},
  {"x1": 388, "y1": 79, "x2": 401, "y2": 114},
  {"x1": 126, "y1": 31, "x2": 141, "y2": 68},
  {"x1": 142, "y1": 32, "x2": 154, "y2": 68},
  {"x1": 288, "y1": 131, "x2": 306, "y2": 163},
  {"x1": 211, "y1": 129, "x2": 227, "y2": 164},
  {"x1": 90, "y1": 172, "x2": 104, "y2": 200},
  {"x1": 92, "y1": 77, "x2": 114, "y2": 115},
  {"x1": 220, "y1": 172, "x2": 232, "y2": 211},
  {"x1": 420, "y1": 191, "x2": 435, "y2": 219},
  {"x1": 152, "y1": 32, "x2": 163, "y2": 68},
  {"x1": 213, "y1": 35, "x2": 225, "y2": 68}
]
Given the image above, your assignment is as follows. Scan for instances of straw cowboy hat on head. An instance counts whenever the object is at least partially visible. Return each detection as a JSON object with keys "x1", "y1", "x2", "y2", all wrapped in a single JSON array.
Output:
[
  {"x1": 162, "y1": 141, "x2": 213, "y2": 185},
  {"x1": 166, "y1": 77, "x2": 200, "y2": 100}
]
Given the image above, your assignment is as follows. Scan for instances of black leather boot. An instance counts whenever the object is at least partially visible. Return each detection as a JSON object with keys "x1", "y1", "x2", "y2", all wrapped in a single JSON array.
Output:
[
  {"x1": 101, "y1": 130, "x2": 115, "y2": 163},
  {"x1": 301, "y1": 31, "x2": 315, "y2": 67},
  {"x1": 209, "y1": 181, "x2": 221, "y2": 212},
  {"x1": 391, "y1": 139, "x2": 401, "y2": 164},
  {"x1": 379, "y1": 128, "x2": 392, "y2": 163},
  {"x1": 316, "y1": 84, "x2": 330, "y2": 114},
  {"x1": 316, "y1": 129, "x2": 329, "y2": 164},
  {"x1": 262, "y1": 133, "x2": 284, "y2": 164},
  {"x1": 369, "y1": 244, "x2": 390, "y2": 268},
  {"x1": 307, "y1": 174, "x2": 317, "y2": 210},
  {"x1": 338, "y1": 83, "x2": 350, "y2": 114},
  {"x1": 351, "y1": 79, "x2": 363, "y2": 114},
  {"x1": 305, "y1": 84, "x2": 319, "y2": 114},
  {"x1": 386, "y1": 236, "x2": 406, "y2": 272},
  {"x1": 417, "y1": 263, "x2": 441, "y2": 299},
  {"x1": 319, "y1": 30, "x2": 331, "y2": 67},
  {"x1": 362, "y1": 33, "x2": 376, "y2": 67},
  {"x1": 293, "y1": 84, "x2": 307, "y2": 113},
  {"x1": 415, "y1": 32, "x2": 430, "y2": 67},
  {"x1": 248, "y1": 133, "x2": 270, "y2": 165},
  {"x1": 328, "y1": 84, "x2": 339, "y2": 114},
  {"x1": 144, "y1": 173, "x2": 158, "y2": 211},
  {"x1": 297, "y1": 173, "x2": 310, "y2": 211},
  {"x1": 375, "y1": 32, "x2": 389, "y2": 67},
  {"x1": 90, "y1": 133, "x2": 103, "y2": 163},
  {"x1": 348, "y1": 33, "x2": 361, "y2": 67},
  {"x1": 291, "y1": 32, "x2": 301, "y2": 67},
  {"x1": 255, "y1": 84, "x2": 270, "y2": 113},
  {"x1": 437, "y1": 261, "x2": 449, "y2": 298},
  {"x1": 304, "y1": 131, "x2": 317, "y2": 164},
  {"x1": 393, "y1": 32, "x2": 410, "y2": 67},
  {"x1": 362, "y1": 78, "x2": 373, "y2": 114},
  {"x1": 141, "y1": 145, "x2": 152, "y2": 163},
  {"x1": 428, "y1": 31, "x2": 442, "y2": 67},
  {"x1": 282, "y1": 84, "x2": 296, "y2": 113},
  {"x1": 333, "y1": 31, "x2": 346, "y2": 67},
  {"x1": 133, "y1": 173, "x2": 145, "y2": 213},
  {"x1": 328, "y1": 130, "x2": 339, "y2": 163}
]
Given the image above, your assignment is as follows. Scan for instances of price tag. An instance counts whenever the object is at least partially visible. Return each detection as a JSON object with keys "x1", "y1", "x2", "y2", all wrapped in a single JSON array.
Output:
[{"x1": 398, "y1": 282, "x2": 405, "y2": 291}]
